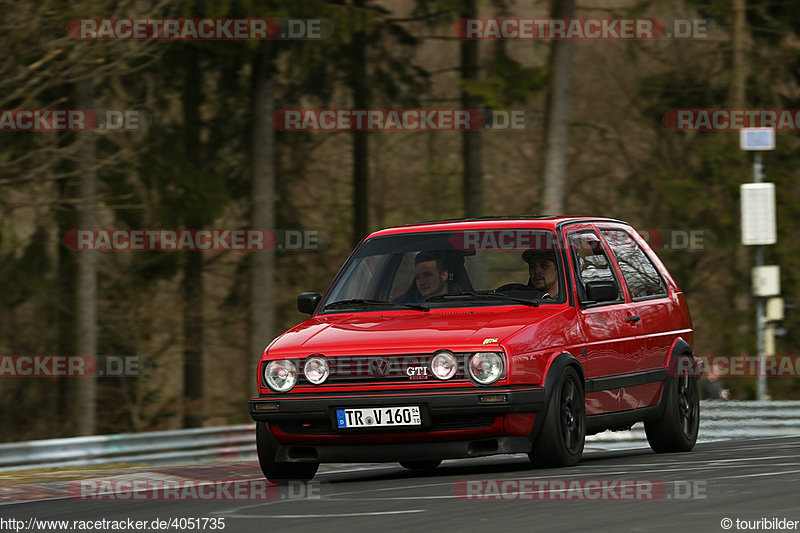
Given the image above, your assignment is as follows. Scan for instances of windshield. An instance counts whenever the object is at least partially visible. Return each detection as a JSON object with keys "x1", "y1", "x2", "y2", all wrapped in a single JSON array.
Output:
[{"x1": 321, "y1": 228, "x2": 567, "y2": 312}]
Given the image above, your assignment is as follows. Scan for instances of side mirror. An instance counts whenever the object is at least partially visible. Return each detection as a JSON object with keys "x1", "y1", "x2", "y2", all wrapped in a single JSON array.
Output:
[
  {"x1": 297, "y1": 292, "x2": 322, "y2": 314},
  {"x1": 585, "y1": 281, "x2": 618, "y2": 303}
]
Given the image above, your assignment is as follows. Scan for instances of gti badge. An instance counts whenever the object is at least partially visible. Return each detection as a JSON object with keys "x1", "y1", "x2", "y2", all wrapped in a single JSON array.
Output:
[{"x1": 406, "y1": 366, "x2": 429, "y2": 380}]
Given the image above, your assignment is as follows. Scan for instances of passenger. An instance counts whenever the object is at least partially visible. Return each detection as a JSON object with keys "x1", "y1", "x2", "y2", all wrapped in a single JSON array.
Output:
[{"x1": 522, "y1": 249, "x2": 559, "y2": 299}]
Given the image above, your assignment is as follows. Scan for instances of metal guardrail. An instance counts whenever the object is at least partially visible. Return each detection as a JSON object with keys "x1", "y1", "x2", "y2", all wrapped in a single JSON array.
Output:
[
  {"x1": 1, "y1": 401, "x2": 798, "y2": 472},
  {"x1": 588, "y1": 400, "x2": 800, "y2": 447},
  {"x1": 0, "y1": 425, "x2": 256, "y2": 472}
]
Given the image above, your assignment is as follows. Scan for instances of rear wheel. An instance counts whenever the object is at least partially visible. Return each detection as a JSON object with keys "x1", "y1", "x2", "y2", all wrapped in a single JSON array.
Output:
[
  {"x1": 645, "y1": 360, "x2": 699, "y2": 453},
  {"x1": 256, "y1": 422, "x2": 319, "y2": 483},
  {"x1": 399, "y1": 460, "x2": 442, "y2": 471},
  {"x1": 529, "y1": 366, "x2": 585, "y2": 467}
]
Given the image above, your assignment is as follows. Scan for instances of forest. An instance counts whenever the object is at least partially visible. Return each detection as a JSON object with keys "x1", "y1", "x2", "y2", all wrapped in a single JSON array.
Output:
[{"x1": 1, "y1": 0, "x2": 800, "y2": 441}]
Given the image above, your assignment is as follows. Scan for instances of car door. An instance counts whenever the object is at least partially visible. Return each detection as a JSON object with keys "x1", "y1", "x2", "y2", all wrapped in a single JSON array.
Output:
[
  {"x1": 565, "y1": 226, "x2": 642, "y2": 415},
  {"x1": 599, "y1": 226, "x2": 672, "y2": 410}
]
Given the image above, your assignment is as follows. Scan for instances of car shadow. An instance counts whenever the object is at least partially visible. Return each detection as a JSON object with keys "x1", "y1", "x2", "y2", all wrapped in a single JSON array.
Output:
[{"x1": 319, "y1": 447, "x2": 657, "y2": 485}]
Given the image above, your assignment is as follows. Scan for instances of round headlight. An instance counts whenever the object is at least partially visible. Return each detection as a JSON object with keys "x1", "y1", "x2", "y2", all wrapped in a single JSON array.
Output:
[
  {"x1": 431, "y1": 350, "x2": 458, "y2": 380},
  {"x1": 264, "y1": 360, "x2": 298, "y2": 392},
  {"x1": 468, "y1": 352, "x2": 504, "y2": 385},
  {"x1": 303, "y1": 355, "x2": 330, "y2": 385}
]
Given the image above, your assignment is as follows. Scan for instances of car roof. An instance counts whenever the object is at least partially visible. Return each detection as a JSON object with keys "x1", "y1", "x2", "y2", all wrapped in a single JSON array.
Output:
[{"x1": 367, "y1": 216, "x2": 630, "y2": 238}]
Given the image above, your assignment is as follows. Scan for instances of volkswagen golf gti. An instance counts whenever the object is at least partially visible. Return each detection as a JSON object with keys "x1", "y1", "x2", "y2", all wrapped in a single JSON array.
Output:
[{"x1": 248, "y1": 217, "x2": 699, "y2": 482}]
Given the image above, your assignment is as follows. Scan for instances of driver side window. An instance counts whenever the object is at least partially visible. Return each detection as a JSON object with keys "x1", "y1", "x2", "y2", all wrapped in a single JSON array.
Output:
[{"x1": 568, "y1": 230, "x2": 621, "y2": 304}]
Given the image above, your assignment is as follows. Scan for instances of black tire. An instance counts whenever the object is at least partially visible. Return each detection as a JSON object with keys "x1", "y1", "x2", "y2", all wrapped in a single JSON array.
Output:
[
  {"x1": 399, "y1": 460, "x2": 442, "y2": 471},
  {"x1": 644, "y1": 360, "x2": 700, "y2": 453},
  {"x1": 256, "y1": 422, "x2": 319, "y2": 483},
  {"x1": 529, "y1": 366, "x2": 585, "y2": 467}
]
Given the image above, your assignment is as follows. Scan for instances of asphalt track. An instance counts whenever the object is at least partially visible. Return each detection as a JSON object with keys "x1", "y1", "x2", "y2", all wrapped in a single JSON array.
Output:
[{"x1": 2, "y1": 436, "x2": 799, "y2": 532}]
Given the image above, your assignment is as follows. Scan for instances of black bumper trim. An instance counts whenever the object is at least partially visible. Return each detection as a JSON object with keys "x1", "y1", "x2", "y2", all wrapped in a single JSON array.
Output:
[
  {"x1": 273, "y1": 436, "x2": 533, "y2": 463},
  {"x1": 249, "y1": 387, "x2": 545, "y2": 423}
]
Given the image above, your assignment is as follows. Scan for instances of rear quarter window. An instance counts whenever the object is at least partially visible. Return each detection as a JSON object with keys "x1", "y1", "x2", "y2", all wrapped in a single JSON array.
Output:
[{"x1": 601, "y1": 229, "x2": 667, "y2": 300}]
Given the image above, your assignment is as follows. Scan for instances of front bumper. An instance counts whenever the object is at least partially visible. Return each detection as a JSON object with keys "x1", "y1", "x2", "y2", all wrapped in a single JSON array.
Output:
[
  {"x1": 250, "y1": 387, "x2": 544, "y2": 463},
  {"x1": 265, "y1": 432, "x2": 534, "y2": 463},
  {"x1": 249, "y1": 386, "x2": 545, "y2": 423}
]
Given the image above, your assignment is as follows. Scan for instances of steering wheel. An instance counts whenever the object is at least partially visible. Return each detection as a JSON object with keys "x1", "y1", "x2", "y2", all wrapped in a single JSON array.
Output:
[{"x1": 495, "y1": 283, "x2": 530, "y2": 292}]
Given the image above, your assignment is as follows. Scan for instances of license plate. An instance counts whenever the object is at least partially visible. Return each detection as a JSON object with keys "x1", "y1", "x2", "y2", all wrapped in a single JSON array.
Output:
[{"x1": 336, "y1": 406, "x2": 421, "y2": 429}]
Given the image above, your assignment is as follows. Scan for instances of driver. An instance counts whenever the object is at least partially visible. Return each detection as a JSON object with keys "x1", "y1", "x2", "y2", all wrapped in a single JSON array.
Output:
[
  {"x1": 522, "y1": 249, "x2": 559, "y2": 299},
  {"x1": 414, "y1": 251, "x2": 450, "y2": 299}
]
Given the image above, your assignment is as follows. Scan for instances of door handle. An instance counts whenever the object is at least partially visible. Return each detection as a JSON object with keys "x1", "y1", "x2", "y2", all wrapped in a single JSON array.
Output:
[{"x1": 626, "y1": 315, "x2": 641, "y2": 323}]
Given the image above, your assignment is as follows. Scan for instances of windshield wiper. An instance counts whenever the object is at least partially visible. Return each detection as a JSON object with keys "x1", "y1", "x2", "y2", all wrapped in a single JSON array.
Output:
[
  {"x1": 322, "y1": 299, "x2": 429, "y2": 312},
  {"x1": 426, "y1": 291, "x2": 539, "y2": 307}
]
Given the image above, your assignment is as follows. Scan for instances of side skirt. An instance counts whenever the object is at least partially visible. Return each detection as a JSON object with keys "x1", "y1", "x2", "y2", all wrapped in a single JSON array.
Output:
[{"x1": 586, "y1": 405, "x2": 660, "y2": 435}]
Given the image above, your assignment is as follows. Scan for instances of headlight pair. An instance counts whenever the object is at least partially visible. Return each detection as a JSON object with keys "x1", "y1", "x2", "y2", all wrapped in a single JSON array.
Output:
[
  {"x1": 263, "y1": 351, "x2": 504, "y2": 392},
  {"x1": 263, "y1": 355, "x2": 329, "y2": 392},
  {"x1": 432, "y1": 350, "x2": 504, "y2": 384}
]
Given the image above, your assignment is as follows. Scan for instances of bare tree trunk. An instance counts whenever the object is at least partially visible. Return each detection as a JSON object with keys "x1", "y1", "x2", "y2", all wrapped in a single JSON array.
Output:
[
  {"x1": 540, "y1": 0, "x2": 575, "y2": 215},
  {"x1": 461, "y1": 0, "x2": 482, "y2": 217},
  {"x1": 182, "y1": 251, "x2": 204, "y2": 428},
  {"x1": 182, "y1": 46, "x2": 204, "y2": 428},
  {"x1": 730, "y1": 0, "x2": 751, "y2": 354},
  {"x1": 352, "y1": 0, "x2": 369, "y2": 246},
  {"x1": 249, "y1": 57, "x2": 276, "y2": 377},
  {"x1": 56, "y1": 176, "x2": 77, "y2": 436},
  {"x1": 729, "y1": 0, "x2": 747, "y2": 109},
  {"x1": 75, "y1": 80, "x2": 97, "y2": 435}
]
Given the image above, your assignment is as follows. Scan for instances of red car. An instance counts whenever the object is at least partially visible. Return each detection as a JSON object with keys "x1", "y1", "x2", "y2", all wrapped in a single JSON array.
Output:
[{"x1": 249, "y1": 217, "x2": 699, "y2": 482}]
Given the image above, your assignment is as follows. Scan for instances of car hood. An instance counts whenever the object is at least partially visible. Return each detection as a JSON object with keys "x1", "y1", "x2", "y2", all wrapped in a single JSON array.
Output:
[{"x1": 266, "y1": 306, "x2": 566, "y2": 356}]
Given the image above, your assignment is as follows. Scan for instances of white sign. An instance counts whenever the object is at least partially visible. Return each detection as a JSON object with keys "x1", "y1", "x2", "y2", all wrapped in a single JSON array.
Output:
[
  {"x1": 752, "y1": 265, "x2": 780, "y2": 297},
  {"x1": 740, "y1": 128, "x2": 775, "y2": 151},
  {"x1": 766, "y1": 297, "x2": 784, "y2": 322},
  {"x1": 741, "y1": 183, "x2": 777, "y2": 245}
]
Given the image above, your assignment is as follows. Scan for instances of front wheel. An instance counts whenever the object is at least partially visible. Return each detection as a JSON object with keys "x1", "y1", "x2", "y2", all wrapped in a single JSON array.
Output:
[
  {"x1": 529, "y1": 366, "x2": 585, "y2": 467},
  {"x1": 644, "y1": 360, "x2": 699, "y2": 453},
  {"x1": 256, "y1": 422, "x2": 319, "y2": 483}
]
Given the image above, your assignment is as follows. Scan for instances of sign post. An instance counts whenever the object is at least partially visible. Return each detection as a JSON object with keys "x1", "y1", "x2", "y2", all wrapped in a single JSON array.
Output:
[{"x1": 740, "y1": 127, "x2": 776, "y2": 401}]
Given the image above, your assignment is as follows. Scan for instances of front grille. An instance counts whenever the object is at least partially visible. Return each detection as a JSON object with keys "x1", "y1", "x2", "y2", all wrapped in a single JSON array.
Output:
[{"x1": 297, "y1": 353, "x2": 472, "y2": 385}]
